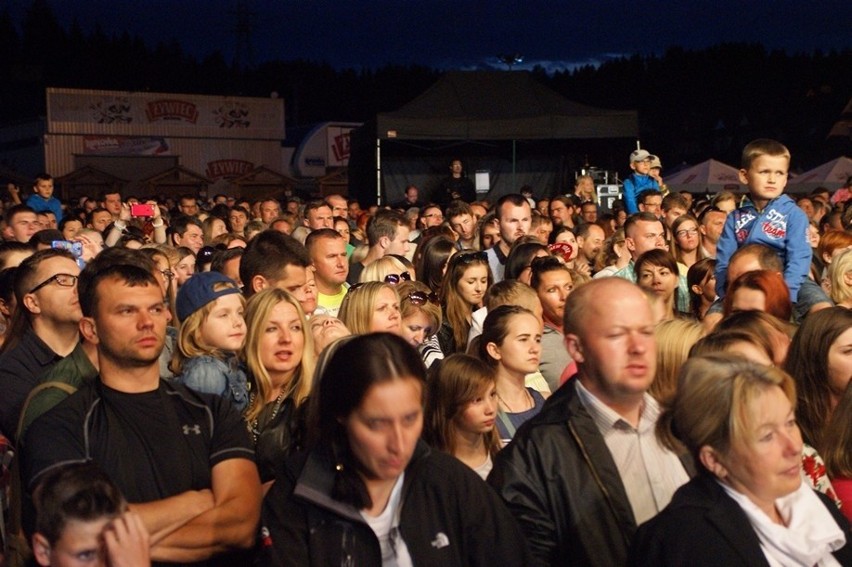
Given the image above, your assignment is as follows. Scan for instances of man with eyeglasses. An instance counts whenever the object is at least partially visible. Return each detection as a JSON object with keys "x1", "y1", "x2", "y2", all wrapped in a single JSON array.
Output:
[
  {"x1": 0, "y1": 249, "x2": 82, "y2": 442},
  {"x1": 418, "y1": 205, "x2": 444, "y2": 230}
]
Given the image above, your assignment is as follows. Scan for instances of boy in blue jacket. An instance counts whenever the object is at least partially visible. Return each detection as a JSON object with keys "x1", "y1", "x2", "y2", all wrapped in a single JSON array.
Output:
[
  {"x1": 622, "y1": 149, "x2": 660, "y2": 214},
  {"x1": 715, "y1": 139, "x2": 824, "y2": 316},
  {"x1": 25, "y1": 174, "x2": 63, "y2": 222}
]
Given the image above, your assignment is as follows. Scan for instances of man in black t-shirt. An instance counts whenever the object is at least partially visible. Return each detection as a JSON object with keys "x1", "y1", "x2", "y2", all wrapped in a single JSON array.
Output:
[
  {"x1": 436, "y1": 158, "x2": 476, "y2": 204},
  {"x1": 23, "y1": 262, "x2": 261, "y2": 566}
]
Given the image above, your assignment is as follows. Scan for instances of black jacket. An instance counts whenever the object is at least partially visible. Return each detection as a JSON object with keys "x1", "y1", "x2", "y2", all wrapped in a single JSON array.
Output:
[
  {"x1": 257, "y1": 440, "x2": 529, "y2": 566},
  {"x1": 629, "y1": 472, "x2": 852, "y2": 566},
  {"x1": 488, "y1": 378, "x2": 694, "y2": 567}
]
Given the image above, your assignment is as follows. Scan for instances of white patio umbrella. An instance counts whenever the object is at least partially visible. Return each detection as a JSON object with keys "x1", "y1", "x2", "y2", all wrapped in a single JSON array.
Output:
[
  {"x1": 663, "y1": 159, "x2": 741, "y2": 194},
  {"x1": 786, "y1": 156, "x2": 852, "y2": 192}
]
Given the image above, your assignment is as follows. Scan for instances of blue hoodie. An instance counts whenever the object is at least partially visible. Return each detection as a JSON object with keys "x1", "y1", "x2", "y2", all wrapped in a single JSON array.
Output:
[
  {"x1": 715, "y1": 194, "x2": 811, "y2": 302},
  {"x1": 622, "y1": 173, "x2": 660, "y2": 214}
]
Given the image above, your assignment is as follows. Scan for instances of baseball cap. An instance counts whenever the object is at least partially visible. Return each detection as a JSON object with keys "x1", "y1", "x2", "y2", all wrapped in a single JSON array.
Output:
[
  {"x1": 649, "y1": 155, "x2": 662, "y2": 169},
  {"x1": 176, "y1": 271, "x2": 241, "y2": 321},
  {"x1": 630, "y1": 149, "x2": 651, "y2": 162}
]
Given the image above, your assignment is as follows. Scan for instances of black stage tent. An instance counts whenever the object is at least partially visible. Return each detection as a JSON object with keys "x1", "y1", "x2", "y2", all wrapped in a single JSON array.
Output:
[{"x1": 348, "y1": 70, "x2": 639, "y2": 205}]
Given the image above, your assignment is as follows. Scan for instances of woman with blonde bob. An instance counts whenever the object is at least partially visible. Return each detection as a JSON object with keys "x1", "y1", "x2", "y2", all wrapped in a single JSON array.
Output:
[
  {"x1": 358, "y1": 254, "x2": 410, "y2": 284},
  {"x1": 243, "y1": 288, "x2": 316, "y2": 483},
  {"x1": 828, "y1": 248, "x2": 852, "y2": 308},
  {"x1": 338, "y1": 281, "x2": 401, "y2": 336},
  {"x1": 631, "y1": 355, "x2": 852, "y2": 566}
]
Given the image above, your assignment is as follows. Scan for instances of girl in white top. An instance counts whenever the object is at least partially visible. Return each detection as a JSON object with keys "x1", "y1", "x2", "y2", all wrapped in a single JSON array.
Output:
[{"x1": 425, "y1": 354, "x2": 502, "y2": 480}]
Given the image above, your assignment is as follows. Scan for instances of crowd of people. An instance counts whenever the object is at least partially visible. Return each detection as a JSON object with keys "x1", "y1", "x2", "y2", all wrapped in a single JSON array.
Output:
[{"x1": 0, "y1": 138, "x2": 851, "y2": 566}]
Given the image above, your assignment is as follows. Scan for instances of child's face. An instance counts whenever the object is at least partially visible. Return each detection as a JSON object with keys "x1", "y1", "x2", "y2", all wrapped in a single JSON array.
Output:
[
  {"x1": 739, "y1": 154, "x2": 789, "y2": 203},
  {"x1": 200, "y1": 293, "x2": 246, "y2": 351},
  {"x1": 631, "y1": 158, "x2": 652, "y2": 175},
  {"x1": 35, "y1": 179, "x2": 54, "y2": 199},
  {"x1": 457, "y1": 383, "x2": 498, "y2": 436},
  {"x1": 35, "y1": 518, "x2": 111, "y2": 567}
]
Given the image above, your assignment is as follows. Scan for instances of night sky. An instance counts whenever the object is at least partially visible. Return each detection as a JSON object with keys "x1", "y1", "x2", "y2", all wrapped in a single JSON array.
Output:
[{"x1": 7, "y1": 0, "x2": 852, "y2": 71}]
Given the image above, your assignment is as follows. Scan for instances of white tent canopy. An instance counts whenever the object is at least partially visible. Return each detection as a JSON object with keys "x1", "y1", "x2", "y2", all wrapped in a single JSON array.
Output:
[
  {"x1": 664, "y1": 159, "x2": 741, "y2": 194},
  {"x1": 787, "y1": 156, "x2": 852, "y2": 192}
]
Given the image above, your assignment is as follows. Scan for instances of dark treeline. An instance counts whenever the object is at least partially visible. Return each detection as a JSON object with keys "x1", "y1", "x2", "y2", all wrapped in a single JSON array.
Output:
[{"x1": 1, "y1": 1, "x2": 849, "y2": 170}]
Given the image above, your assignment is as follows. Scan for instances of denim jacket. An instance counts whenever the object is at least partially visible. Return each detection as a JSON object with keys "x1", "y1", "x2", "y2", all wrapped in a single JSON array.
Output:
[{"x1": 177, "y1": 354, "x2": 249, "y2": 412}]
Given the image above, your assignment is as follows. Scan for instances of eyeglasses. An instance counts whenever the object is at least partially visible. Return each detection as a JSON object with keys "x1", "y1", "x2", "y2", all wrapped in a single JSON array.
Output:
[
  {"x1": 450, "y1": 251, "x2": 487, "y2": 265},
  {"x1": 675, "y1": 228, "x2": 699, "y2": 238},
  {"x1": 160, "y1": 269, "x2": 175, "y2": 280},
  {"x1": 384, "y1": 271, "x2": 411, "y2": 285},
  {"x1": 29, "y1": 273, "x2": 78, "y2": 294},
  {"x1": 405, "y1": 291, "x2": 439, "y2": 306}
]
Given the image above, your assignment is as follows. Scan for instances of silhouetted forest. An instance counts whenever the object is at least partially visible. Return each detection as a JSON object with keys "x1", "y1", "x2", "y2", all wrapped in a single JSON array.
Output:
[{"x1": 1, "y1": 1, "x2": 849, "y2": 170}]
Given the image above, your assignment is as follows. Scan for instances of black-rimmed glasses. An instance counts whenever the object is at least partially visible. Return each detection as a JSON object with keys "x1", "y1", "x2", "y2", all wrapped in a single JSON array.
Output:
[{"x1": 29, "y1": 273, "x2": 78, "y2": 294}]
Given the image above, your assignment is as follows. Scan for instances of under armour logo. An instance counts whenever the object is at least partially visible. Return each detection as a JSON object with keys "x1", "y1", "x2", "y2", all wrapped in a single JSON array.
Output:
[
  {"x1": 182, "y1": 424, "x2": 201, "y2": 435},
  {"x1": 430, "y1": 532, "x2": 449, "y2": 549}
]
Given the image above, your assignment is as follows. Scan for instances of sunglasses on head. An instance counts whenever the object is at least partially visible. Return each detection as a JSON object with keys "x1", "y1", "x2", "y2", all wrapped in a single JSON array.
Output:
[
  {"x1": 405, "y1": 290, "x2": 439, "y2": 306},
  {"x1": 451, "y1": 251, "x2": 487, "y2": 265},
  {"x1": 384, "y1": 271, "x2": 411, "y2": 285}
]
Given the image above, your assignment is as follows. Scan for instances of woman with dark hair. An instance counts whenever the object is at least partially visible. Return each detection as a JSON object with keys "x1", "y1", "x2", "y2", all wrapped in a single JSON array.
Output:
[
  {"x1": 687, "y1": 257, "x2": 716, "y2": 320},
  {"x1": 785, "y1": 307, "x2": 852, "y2": 450},
  {"x1": 504, "y1": 240, "x2": 549, "y2": 284},
  {"x1": 414, "y1": 234, "x2": 456, "y2": 295},
  {"x1": 630, "y1": 356, "x2": 852, "y2": 566},
  {"x1": 258, "y1": 333, "x2": 528, "y2": 566},
  {"x1": 634, "y1": 249, "x2": 681, "y2": 322},
  {"x1": 723, "y1": 269, "x2": 792, "y2": 322}
]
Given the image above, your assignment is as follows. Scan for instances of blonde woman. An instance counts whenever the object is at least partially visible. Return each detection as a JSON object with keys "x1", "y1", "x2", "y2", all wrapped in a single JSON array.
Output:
[
  {"x1": 243, "y1": 288, "x2": 316, "y2": 484},
  {"x1": 338, "y1": 281, "x2": 401, "y2": 336}
]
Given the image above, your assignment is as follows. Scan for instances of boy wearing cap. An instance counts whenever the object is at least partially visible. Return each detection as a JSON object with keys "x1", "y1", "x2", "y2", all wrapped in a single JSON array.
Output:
[{"x1": 622, "y1": 149, "x2": 661, "y2": 215}]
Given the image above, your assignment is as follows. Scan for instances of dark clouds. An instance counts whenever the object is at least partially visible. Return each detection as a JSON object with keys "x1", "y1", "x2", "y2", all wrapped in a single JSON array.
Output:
[{"x1": 9, "y1": 0, "x2": 851, "y2": 70}]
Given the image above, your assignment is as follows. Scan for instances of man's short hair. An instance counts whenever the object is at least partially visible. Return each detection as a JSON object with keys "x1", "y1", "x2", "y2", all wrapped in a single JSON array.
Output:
[
  {"x1": 85, "y1": 207, "x2": 110, "y2": 226},
  {"x1": 78, "y1": 248, "x2": 158, "y2": 318},
  {"x1": 494, "y1": 194, "x2": 528, "y2": 220},
  {"x1": 662, "y1": 193, "x2": 689, "y2": 212},
  {"x1": 98, "y1": 189, "x2": 120, "y2": 202},
  {"x1": 366, "y1": 209, "x2": 406, "y2": 247},
  {"x1": 6, "y1": 204, "x2": 36, "y2": 225},
  {"x1": 34, "y1": 462, "x2": 126, "y2": 545},
  {"x1": 730, "y1": 243, "x2": 783, "y2": 273},
  {"x1": 0, "y1": 241, "x2": 33, "y2": 270},
  {"x1": 623, "y1": 212, "x2": 662, "y2": 238},
  {"x1": 574, "y1": 222, "x2": 598, "y2": 240},
  {"x1": 34, "y1": 173, "x2": 53, "y2": 185},
  {"x1": 210, "y1": 247, "x2": 244, "y2": 275},
  {"x1": 741, "y1": 138, "x2": 791, "y2": 170},
  {"x1": 484, "y1": 280, "x2": 539, "y2": 311},
  {"x1": 445, "y1": 200, "x2": 473, "y2": 221},
  {"x1": 239, "y1": 230, "x2": 310, "y2": 297},
  {"x1": 303, "y1": 200, "x2": 331, "y2": 217},
  {"x1": 169, "y1": 215, "x2": 203, "y2": 239},
  {"x1": 12, "y1": 248, "x2": 75, "y2": 306},
  {"x1": 305, "y1": 228, "x2": 343, "y2": 256},
  {"x1": 637, "y1": 189, "x2": 663, "y2": 205}
]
